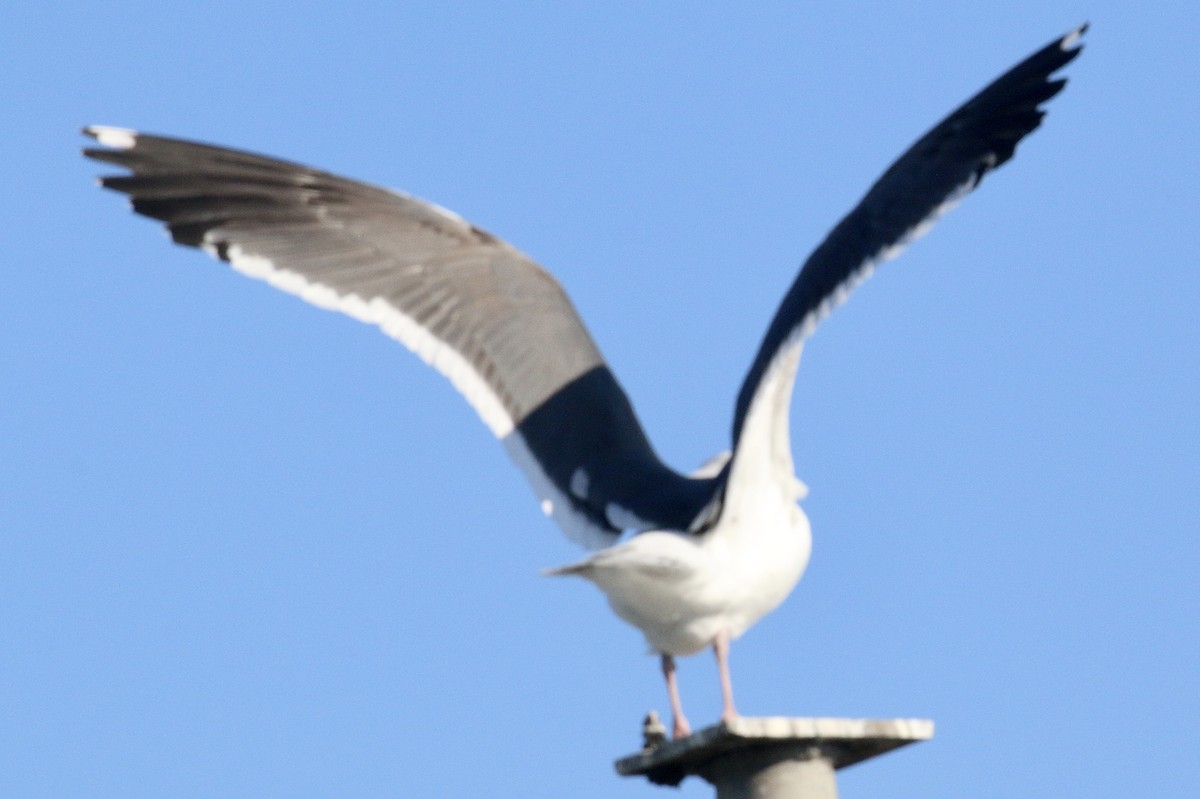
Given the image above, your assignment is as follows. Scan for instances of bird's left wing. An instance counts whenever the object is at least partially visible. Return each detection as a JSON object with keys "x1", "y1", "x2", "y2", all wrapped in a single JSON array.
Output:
[{"x1": 84, "y1": 128, "x2": 719, "y2": 548}]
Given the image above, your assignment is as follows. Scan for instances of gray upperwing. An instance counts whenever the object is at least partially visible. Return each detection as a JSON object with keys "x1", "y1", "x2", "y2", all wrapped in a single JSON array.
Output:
[{"x1": 84, "y1": 128, "x2": 719, "y2": 548}]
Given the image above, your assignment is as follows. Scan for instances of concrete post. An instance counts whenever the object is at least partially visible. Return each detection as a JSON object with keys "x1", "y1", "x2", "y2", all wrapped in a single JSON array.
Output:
[{"x1": 616, "y1": 716, "x2": 932, "y2": 798}]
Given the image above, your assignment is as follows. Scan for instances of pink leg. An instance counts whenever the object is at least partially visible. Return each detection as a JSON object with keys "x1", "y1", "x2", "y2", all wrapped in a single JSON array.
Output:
[
  {"x1": 714, "y1": 630, "x2": 739, "y2": 724},
  {"x1": 660, "y1": 654, "x2": 692, "y2": 739}
]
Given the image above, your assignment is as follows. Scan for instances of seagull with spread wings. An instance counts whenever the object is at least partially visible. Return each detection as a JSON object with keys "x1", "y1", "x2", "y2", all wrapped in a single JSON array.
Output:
[{"x1": 85, "y1": 26, "x2": 1084, "y2": 739}]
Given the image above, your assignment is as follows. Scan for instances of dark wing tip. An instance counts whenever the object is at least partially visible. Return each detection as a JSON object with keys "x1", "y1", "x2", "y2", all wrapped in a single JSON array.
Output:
[
  {"x1": 1047, "y1": 23, "x2": 1087, "y2": 84},
  {"x1": 730, "y1": 27, "x2": 1086, "y2": 443},
  {"x1": 947, "y1": 25, "x2": 1086, "y2": 177}
]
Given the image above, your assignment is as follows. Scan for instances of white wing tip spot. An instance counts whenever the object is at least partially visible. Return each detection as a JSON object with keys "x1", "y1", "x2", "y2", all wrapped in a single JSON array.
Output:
[
  {"x1": 86, "y1": 125, "x2": 139, "y2": 150},
  {"x1": 1061, "y1": 24, "x2": 1087, "y2": 51},
  {"x1": 541, "y1": 499, "x2": 554, "y2": 516}
]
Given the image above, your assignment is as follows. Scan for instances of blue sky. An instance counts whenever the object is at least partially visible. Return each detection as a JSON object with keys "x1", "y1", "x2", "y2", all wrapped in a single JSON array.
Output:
[{"x1": 2, "y1": 3, "x2": 1197, "y2": 797}]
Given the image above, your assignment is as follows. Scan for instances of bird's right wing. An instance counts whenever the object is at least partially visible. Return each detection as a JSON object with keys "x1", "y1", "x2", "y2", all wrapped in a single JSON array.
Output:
[{"x1": 731, "y1": 26, "x2": 1086, "y2": 445}]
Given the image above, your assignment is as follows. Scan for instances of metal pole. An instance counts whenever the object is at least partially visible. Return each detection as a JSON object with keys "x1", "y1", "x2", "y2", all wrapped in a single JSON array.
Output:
[{"x1": 699, "y1": 741, "x2": 837, "y2": 799}]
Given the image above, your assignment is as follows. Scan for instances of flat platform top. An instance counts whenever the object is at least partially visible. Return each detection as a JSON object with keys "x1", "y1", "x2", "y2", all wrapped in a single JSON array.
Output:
[{"x1": 616, "y1": 717, "x2": 934, "y2": 783}]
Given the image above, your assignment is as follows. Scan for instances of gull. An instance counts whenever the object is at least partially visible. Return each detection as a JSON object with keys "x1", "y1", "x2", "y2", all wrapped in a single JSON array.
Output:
[{"x1": 84, "y1": 26, "x2": 1083, "y2": 739}]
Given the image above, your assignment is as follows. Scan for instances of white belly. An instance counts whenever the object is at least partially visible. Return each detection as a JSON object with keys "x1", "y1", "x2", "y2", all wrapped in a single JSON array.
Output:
[
  {"x1": 552, "y1": 338, "x2": 815, "y2": 657},
  {"x1": 558, "y1": 500, "x2": 812, "y2": 656}
]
